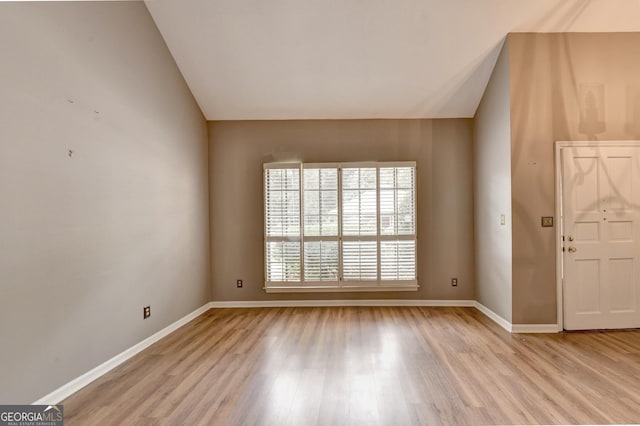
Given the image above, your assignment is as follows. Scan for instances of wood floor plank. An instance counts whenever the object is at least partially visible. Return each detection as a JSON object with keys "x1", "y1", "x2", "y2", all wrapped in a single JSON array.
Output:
[{"x1": 63, "y1": 307, "x2": 640, "y2": 425}]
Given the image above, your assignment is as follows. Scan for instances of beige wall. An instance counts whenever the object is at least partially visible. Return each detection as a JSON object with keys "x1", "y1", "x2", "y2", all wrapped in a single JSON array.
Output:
[
  {"x1": 209, "y1": 119, "x2": 474, "y2": 301},
  {"x1": 0, "y1": 3, "x2": 210, "y2": 403},
  {"x1": 509, "y1": 32, "x2": 640, "y2": 324},
  {"x1": 473, "y1": 40, "x2": 513, "y2": 322}
]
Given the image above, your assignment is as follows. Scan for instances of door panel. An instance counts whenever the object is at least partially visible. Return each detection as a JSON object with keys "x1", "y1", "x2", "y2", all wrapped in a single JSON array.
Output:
[
  {"x1": 609, "y1": 258, "x2": 634, "y2": 312},
  {"x1": 574, "y1": 221, "x2": 600, "y2": 241},
  {"x1": 575, "y1": 259, "x2": 600, "y2": 314},
  {"x1": 606, "y1": 156, "x2": 632, "y2": 212},
  {"x1": 609, "y1": 221, "x2": 633, "y2": 241},
  {"x1": 573, "y1": 156, "x2": 601, "y2": 213},
  {"x1": 562, "y1": 146, "x2": 640, "y2": 330}
]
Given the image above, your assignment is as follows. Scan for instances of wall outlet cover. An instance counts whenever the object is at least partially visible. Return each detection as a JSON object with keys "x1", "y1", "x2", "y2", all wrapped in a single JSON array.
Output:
[{"x1": 541, "y1": 216, "x2": 554, "y2": 227}]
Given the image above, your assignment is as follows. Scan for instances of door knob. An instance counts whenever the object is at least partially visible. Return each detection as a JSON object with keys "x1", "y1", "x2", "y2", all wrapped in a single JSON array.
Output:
[
  {"x1": 568, "y1": 236, "x2": 574, "y2": 241},
  {"x1": 568, "y1": 246, "x2": 577, "y2": 253}
]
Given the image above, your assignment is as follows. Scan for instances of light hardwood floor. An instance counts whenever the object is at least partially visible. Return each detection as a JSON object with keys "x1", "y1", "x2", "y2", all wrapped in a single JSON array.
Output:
[{"x1": 63, "y1": 307, "x2": 640, "y2": 425}]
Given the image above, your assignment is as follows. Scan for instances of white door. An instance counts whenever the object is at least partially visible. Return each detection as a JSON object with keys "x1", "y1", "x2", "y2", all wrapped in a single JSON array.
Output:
[{"x1": 562, "y1": 145, "x2": 640, "y2": 330}]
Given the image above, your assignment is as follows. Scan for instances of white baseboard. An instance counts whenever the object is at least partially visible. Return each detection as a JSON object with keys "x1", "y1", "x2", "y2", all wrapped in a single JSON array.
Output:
[
  {"x1": 511, "y1": 324, "x2": 561, "y2": 333},
  {"x1": 210, "y1": 300, "x2": 557, "y2": 333},
  {"x1": 208, "y1": 299, "x2": 476, "y2": 308},
  {"x1": 33, "y1": 298, "x2": 559, "y2": 405},
  {"x1": 33, "y1": 303, "x2": 211, "y2": 405},
  {"x1": 473, "y1": 301, "x2": 513, "y2": 332},
  {"x1": 472, "y1": 302, "x2": 559, "y2": 333}
]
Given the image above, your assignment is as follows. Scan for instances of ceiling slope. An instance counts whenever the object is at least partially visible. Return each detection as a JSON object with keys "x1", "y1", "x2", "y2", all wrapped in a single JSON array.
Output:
[{"x1": 145, "y1": 0, "x2": 640, "y2": 120}]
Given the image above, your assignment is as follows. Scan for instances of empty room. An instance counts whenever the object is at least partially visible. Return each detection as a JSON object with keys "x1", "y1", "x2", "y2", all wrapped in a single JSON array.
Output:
[{"x1": 2, "y1": 0, "x2": 640, "y2": 425}]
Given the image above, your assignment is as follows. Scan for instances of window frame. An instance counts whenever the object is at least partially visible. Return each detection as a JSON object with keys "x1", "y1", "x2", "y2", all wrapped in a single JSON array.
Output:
[{"x1": 263, "y1": 161, "x2": 418, "y2": 293}]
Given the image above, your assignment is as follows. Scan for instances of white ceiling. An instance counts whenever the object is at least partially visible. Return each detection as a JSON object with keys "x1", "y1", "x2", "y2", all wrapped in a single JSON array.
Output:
[{"x1": 144, "y1": 0, "x2": 640, "y2": 120}]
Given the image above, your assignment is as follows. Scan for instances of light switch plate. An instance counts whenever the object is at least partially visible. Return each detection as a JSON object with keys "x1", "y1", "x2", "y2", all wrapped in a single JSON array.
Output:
[{"x1": 541, "y1": 216, "x2": 554, "y2": 227}]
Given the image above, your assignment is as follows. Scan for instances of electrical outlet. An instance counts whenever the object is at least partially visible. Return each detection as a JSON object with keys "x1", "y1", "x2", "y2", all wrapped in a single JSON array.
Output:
[
  {"x1": 143, "y1": 306, "x2": 151, "y2": 319},
  {"x1": 236, "y1": 279, "x2": 243, "y2": 288},
  {"x1": 451, "y1": 278, "x2": 458, "y2": 287}
]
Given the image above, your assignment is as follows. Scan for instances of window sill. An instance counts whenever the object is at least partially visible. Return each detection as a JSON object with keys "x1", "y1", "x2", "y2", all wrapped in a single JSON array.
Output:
[{"x1": 264, "y1": 282, "x2": 419, "y2": 293}]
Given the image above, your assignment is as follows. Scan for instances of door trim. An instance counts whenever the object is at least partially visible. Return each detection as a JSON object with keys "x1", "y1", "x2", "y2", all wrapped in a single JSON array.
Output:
[{"x1": 555, "y1": 140, "x2": 640, "y2": 331}]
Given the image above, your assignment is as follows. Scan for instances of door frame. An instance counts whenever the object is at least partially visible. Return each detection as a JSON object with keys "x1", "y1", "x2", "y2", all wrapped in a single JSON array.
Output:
[{"x1": 555, "y1": 140, "x2": 640, "y2": 331}]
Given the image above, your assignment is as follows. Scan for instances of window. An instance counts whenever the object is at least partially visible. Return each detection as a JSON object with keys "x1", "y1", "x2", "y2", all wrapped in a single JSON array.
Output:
[{"x1": 264, "y1": 162, "x2": 417, "y2": 292}]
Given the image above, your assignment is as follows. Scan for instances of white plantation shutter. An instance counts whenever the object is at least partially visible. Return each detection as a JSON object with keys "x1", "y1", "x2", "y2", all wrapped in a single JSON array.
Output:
[
  {"x1": 304, "y1": 241, "x2": 339, "y2": 281},
  {"x1": 303, "y1": 166, "x2": 339, "y2": 282},
  {"x1": 379, "y1": 167, "x2": 416, "y2": 235},
  {"x1": 379, "y1": 166, "x2": 416, "y2": 282},
  {"x1": 303, "y1": 167, "x2": 338, "y2": 237},
  {"x1": 341, "y1": 166, "x2": 378, "y2": 284},
  {"x1": 380, "y1": 240, "x2": 416, "y2": 280},
  {"x1": 342, "y1": 241, "x2": 378, "y2": 281},
  {"x1": 264, "y1": 162, "x2": 416, "y2": 291},
  {"x1": 341, "y1": 167, "x2": 377, "y2": 236},
  {"x1": 264, "y1": 165, "x2": 301, "y2": 282},
  {"x1": 266, "y1": 241, "x2": 301, "y2": 281}
]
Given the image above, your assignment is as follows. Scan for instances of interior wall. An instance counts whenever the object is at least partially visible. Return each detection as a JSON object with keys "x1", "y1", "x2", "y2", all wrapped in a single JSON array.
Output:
[
  {"x1": 209, "y1": 119, "x2": 474, "y2": 302},
  {"x1": 473, "y1": 39, "x2": 513, "y2": 322},
  {"x1": 509, "y1": 32, "x2": 640, "y2": 324},
  {"x1": 0, "y1": 3, "x2": 210, "y2": 403}
]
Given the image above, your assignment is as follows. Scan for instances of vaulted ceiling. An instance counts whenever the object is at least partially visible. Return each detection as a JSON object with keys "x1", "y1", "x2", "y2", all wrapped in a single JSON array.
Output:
[{"x1": 144, "y1": 0, "x2": 640, "y2": 120}]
